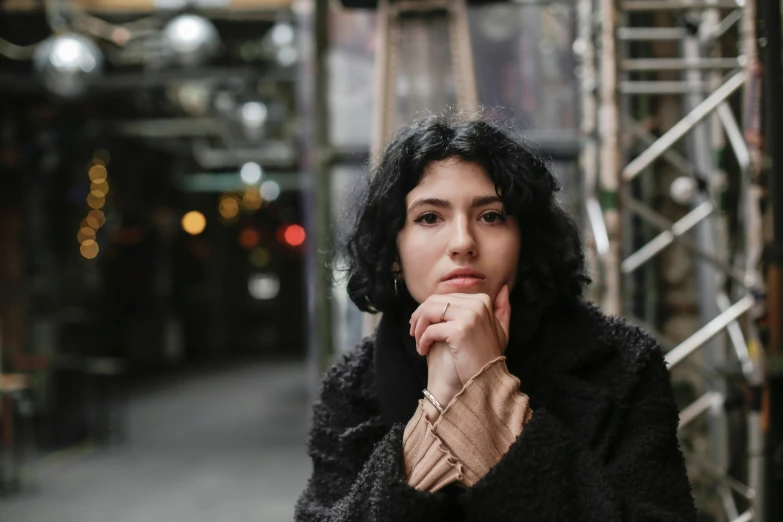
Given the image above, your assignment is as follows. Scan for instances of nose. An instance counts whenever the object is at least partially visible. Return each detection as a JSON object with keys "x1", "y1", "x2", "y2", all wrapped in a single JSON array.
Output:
[{"x1": 447, "y1": 216, "x2": 477, "y2": 258}]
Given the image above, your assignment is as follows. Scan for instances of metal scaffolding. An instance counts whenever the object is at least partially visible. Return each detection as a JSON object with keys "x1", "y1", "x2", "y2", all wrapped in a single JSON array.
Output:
[{"x1": 579, "y1": 0, "x2": 766, "y2": 519}]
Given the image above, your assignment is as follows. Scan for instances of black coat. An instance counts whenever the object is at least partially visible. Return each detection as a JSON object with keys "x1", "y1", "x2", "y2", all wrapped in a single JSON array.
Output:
[{"x1": 295, "y1": 299, "x2": 697, "y2": 521}]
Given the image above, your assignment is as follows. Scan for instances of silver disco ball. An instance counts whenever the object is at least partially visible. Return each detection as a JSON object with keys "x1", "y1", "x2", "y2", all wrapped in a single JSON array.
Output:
[
  {"x1": 162, "y1": 14, "x2": 220, "y2": 66},
  {"x1": 33, "y1": 33, "x2": 103, "y2": 98}
]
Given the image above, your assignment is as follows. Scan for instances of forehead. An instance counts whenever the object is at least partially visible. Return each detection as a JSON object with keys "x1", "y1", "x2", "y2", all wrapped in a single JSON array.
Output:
[{"x1": 408, "y1": 159, "x2": 494, "y2": 197}]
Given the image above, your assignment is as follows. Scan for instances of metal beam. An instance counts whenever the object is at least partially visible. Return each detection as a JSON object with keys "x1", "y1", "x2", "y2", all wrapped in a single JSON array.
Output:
[
  {"x1": 621, "y1": 57, "x2": 743, "y2": 71},
  {"x1": 623, "y1": 71, "x2": 747, "y2": 182},
  {"x1": 665, "y1": 295, "x2": 755, "y2": 368}
]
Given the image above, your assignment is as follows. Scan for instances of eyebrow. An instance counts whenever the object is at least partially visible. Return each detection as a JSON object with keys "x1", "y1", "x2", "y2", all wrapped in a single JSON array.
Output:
[{"x1": 407, "y1": 195, "x2": 503, "y2": 213}]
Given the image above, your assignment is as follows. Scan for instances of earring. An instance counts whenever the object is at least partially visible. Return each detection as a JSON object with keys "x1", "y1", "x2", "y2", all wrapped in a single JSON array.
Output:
[{"x1": 394, "y1": 277, "x2": 399, "y2": 296}]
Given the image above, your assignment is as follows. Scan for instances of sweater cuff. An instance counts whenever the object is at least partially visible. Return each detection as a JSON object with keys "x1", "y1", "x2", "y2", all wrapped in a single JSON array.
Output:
[
  {"x1": 403, "y1": 400, "x2": 465, "y2": 492},
  {"x1": 432, "y1": 356, "x2": 533, "y2": 485}
]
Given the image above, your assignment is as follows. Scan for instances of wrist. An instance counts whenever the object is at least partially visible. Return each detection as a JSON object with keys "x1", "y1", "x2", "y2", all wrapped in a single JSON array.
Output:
[{"x1": 427, "y1": 382, "x2": 460, "y2": 409}]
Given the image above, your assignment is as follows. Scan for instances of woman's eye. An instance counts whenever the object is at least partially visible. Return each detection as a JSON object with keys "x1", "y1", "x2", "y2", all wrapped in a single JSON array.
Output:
[
  {"x1": 481, "y1": 211, "x2": 506, "y2": 224},
  {"x1": 414, "y1": 213, "x2": 440, "y2": 225}
]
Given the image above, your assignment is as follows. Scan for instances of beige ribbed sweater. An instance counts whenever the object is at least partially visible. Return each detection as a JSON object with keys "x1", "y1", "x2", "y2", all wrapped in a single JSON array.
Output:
[{"x1": 402, "y1": 357, "x2": 533, "y2": 492}]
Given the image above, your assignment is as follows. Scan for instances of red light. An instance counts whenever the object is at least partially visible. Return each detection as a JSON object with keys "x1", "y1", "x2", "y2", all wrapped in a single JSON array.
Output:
[
  {"x1": 239, "y1": 228, "x2": 260, "y2": 249},
  {"x1": 283, "y1": 224, "x2": 306, "y2": 246}
]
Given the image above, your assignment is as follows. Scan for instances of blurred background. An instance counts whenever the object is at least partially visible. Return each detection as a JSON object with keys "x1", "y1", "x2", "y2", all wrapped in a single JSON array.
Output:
[{"x1": 0, "y1": 0, "x2": 781, "y2": 521}]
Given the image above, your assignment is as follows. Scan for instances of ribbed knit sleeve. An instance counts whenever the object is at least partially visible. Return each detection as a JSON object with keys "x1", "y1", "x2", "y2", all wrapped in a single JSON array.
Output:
[
  {"x1": 402, "y1": 356, "x2": 533, "y2": 492},
  {"x1": 403, "y1": 401, "x2": 464, "y2": 492},
  {"x1": 431, "y1": 356, "x2": 532, "y2": 486}
]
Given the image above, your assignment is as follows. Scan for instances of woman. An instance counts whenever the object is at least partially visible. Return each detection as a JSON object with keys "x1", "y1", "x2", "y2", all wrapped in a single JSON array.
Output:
[{"x1": 295, "y1": 114, "x2": 697, "y2": 521}]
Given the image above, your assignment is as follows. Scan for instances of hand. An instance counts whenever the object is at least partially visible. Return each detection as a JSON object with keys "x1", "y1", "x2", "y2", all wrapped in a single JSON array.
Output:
[{"x1": 410, "y1": 285, "x2": 512, "y2": 385}]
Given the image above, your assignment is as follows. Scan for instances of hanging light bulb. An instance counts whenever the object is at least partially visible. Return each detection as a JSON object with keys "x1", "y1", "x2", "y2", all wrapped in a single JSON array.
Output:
[
  {"x1": 162, "y1": 14, "x2": 220, "y2": 66},
  {"x1": 33, "y1": 33, "x2": 104, "y2": 98}
]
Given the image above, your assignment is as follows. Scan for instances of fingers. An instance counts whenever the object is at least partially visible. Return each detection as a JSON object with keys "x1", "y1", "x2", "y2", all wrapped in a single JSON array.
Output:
[
  {"x1": 493, "y1": 285, "x2": 511, "y2": 342},
  {"x1": 418, "y1": 322, "x2": 451, "y2": 356},
  {"x1": 412, "y1": 300, "x2": 461, "y2": 351}
]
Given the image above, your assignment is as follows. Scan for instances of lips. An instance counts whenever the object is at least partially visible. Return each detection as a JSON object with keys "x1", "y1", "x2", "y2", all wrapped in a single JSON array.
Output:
[{"x1": 442, "y1": 268, "x2": 486, "y2": 282}]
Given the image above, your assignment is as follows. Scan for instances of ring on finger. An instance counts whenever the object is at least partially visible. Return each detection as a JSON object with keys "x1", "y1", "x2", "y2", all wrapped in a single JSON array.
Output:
[{"x1": 439, "y1": 302, "x2": 450, "y2": 323}]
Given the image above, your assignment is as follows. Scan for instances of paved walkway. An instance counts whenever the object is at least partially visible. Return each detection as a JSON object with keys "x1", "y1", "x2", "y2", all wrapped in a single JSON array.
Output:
[{"x1": 0, "y1": 359, "x2": 312, "y2": 522}]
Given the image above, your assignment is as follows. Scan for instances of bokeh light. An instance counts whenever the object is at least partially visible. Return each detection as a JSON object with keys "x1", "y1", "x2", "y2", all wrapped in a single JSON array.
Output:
[
  {"x1": 181, "y1": 211, "x2": 207, "y2": 235},
  {"x1": 239, "y1": 228, "x2": 260, "y2": 249},
  {"x1": 219, "y1": 195, "x2": 240, "y2": 220},
  {"x1": 240, "y1": 162, "x2": 263, "y2": 185},
  {"x1": 250, "y1": 247, "x2": 271, "y2": 268},
  {"x1": 77, "y1": 226, "x2": 96, "y2": 243},
  {"x1": 90, "y1": 179, "x2": 110, "y2": 197},
  {"x1": 86, "y1": 191, "x2": 106, "y2": 209},
  {"x1": 80, "y1": 239, "x2": 99, "y2": 259},
  {"x1": 93, "y1": 149, "x2": 111, "y2": 166},
  {"x1": 260, "y1": 180, "x2": 280, "y2": 202},
  {"x1": 282, "y1": 224, "x2": 306, "y2": 247},
  {"x1": 242, "y1": 189, "x2": 262, "y2": 211},
  {"x1": 89, "y1": 165, "x2": 108, "y2": 183},
  {"x1": 88, "y1": 209, "x2": 106, "y2": 227}
]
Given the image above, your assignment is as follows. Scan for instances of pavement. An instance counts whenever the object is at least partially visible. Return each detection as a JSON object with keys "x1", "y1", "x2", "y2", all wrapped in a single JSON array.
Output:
[{"x1": 0, "y1": 358, "x2": 313, "y2": 522}]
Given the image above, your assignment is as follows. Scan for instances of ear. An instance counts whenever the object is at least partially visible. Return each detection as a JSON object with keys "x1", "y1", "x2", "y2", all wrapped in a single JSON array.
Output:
[{"x1": 392, "y1": 261, "x2": 403, "y2": 279}]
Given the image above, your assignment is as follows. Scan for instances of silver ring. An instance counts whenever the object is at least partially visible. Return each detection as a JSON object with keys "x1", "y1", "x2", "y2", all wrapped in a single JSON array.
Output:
[{"x1": 439, "y1": 302, "x2": 450, "y2": 322}]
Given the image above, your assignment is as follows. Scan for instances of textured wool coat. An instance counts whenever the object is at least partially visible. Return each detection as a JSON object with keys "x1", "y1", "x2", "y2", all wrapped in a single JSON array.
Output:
[{"x1": 295, "y1": 299, "x2": 697, "y2": 521}]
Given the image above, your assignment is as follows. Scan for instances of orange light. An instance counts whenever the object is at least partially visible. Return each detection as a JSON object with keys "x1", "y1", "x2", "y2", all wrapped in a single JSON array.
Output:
[
  {"x1": 89, "y1": 210, "x2": 106, "y2": 227},
  {"x1": 89, "y1": 165, "x2": 107, "y2": 183},
  {"x1": 181, "y1": 211, "x2": 207, "y2": 235},
  {"x1": 238, "y1": 228, "x2": 260, "y2": 249},
  {"x1": 80, "y1": 239, "x2": 99, "y2": 259},
  {"x1": 283, "y1": 224, "x2": 306, "y2": 247},
  {"x1": 86, "y1": 191, "x2": 106, "y2": 210},
  {"x1": 90, "y1": 180, "x2": 110, "y2": 197},
  {"x1": 219, "y1": 195, "x2": 240, "y2": 220},
  {"x1": 77, "y1": 227, "x2": 96, "y2": 244},
  {"x1": 93, "y1": 149, "x2": 111, "y2": 166}
]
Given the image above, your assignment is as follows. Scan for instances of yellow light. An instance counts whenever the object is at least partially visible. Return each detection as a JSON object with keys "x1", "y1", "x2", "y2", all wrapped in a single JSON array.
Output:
[
  {"x1": 90, "y1": 180, "x2": 110, "y2": 197},
  {"x1": 86, "y1": 191, "x2": 105, "y2": 209},
  {"x1": 80, "y1": 240, "x2": 99, "y2": 259},
  {"x1": 89, "y1": 165, "x2": 108, "y2": 183},
  {"x1": 181, "y1": 211, "x2": 207, "y2": 235},
  {"x1": 250, "y1": 247, "x2": 271, "y2": 268},
  {"x1": 93, "y1": 149, "x2": 111, "y2": 166},
  {"x1": 77, "y1": 227, "x2": 96, "y2": 244},
  {"x1": 242, "y1": 189, "x2": 262, "y2": 211},
  {"x1": 219, "y1": 195, "x2": 240, "y2": 219},
  {"x1": 88, "y1": 210, "x2": 105, "y2": 227}
]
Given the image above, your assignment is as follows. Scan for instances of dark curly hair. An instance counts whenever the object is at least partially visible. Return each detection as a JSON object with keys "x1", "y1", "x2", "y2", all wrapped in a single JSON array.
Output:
[{"x1": 342, "y1": 113, "x2": 589, "y2": 314}]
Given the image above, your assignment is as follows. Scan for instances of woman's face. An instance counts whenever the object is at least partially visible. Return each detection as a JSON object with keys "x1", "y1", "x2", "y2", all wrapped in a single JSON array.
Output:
[{"x1": 396, "y1": 158, "x2": 521, "y2": 304}]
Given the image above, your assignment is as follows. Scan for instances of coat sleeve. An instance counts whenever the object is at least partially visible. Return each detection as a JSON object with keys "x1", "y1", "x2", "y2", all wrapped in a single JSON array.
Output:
[
  {"x1": 294, "y1": 347, "x2": 460, "y2": 522},
  {"x1": 459, "y1": 348, "x2": 697, "y2": 522}
]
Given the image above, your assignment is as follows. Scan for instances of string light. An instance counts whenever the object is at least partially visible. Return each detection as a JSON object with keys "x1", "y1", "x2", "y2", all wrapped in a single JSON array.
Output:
[
  {"x1": 89, "y1": 164, "x2": 107, "y2": 182},
  {"x1": 77, "y1": 226, "x2": 96, "y2": 244},
  {"x1": 80, "y1": 239, "x2": 99, "y2": 259},
  {"x1": 90, "y1": 179, "x2": 110, "y2": 197},
  {"x1": 86, "y1": 191, "x2": 105, "y2": 209},
  {"x1": 88, "y1": 209, "x2": 105, "y2": 227},
  {"x1": 93, "y1": 149, "x2": 111, "y2": 166}
]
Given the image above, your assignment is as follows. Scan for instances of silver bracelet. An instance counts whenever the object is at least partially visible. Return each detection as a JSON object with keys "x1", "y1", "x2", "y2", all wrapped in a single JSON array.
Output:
[{"x1": 422, "y1": 389, "x2": 445, "y2": 414}]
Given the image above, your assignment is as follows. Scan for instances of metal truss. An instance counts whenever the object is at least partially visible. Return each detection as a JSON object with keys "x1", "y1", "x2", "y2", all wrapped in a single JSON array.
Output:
[{"x1": 578, "y1": 0, "x2": 766, "y2": 519}]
